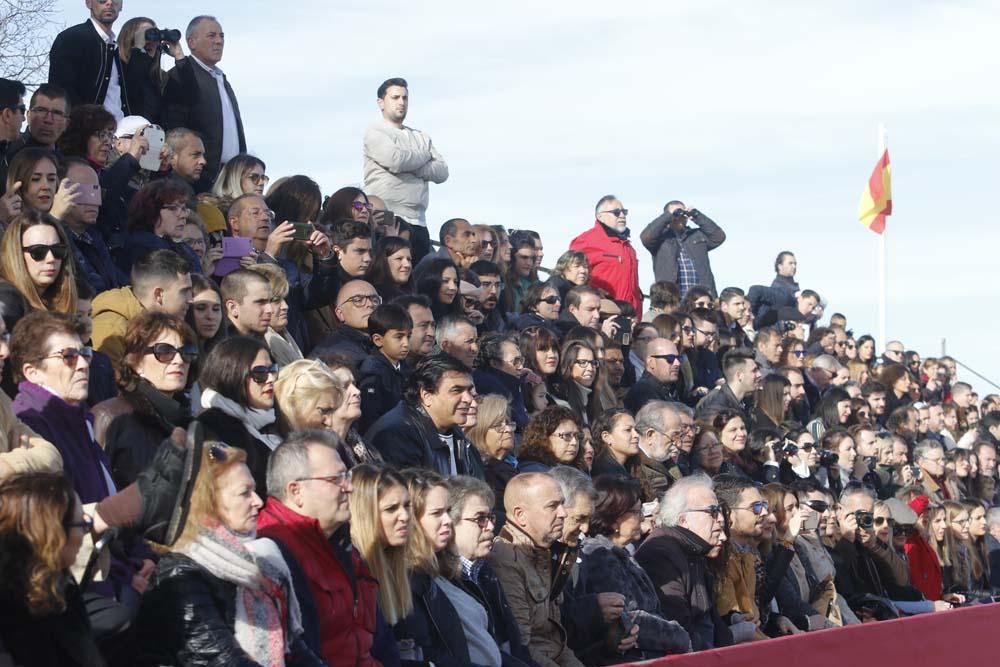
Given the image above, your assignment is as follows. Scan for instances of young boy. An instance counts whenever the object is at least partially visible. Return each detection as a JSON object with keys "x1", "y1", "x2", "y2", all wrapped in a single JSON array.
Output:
[{"x1": 358, "y1": 303, "x2": 412, "y2": 433}]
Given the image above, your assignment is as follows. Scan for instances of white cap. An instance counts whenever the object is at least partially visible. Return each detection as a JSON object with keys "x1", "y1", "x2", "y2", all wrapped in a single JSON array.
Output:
[{"x1": 115, "y1": 115, "x2": 151, "y2": 138}]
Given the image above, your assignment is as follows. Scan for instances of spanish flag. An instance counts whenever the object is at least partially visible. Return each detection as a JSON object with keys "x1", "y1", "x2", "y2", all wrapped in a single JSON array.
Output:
[{"x1": 858, "y1": 149, "x2": 892, "y2": 234}]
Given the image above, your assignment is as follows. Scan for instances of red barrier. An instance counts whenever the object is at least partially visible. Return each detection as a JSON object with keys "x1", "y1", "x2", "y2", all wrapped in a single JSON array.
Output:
[{"x1": 628, "y1": 602, "x2": 999, "y2": 666}]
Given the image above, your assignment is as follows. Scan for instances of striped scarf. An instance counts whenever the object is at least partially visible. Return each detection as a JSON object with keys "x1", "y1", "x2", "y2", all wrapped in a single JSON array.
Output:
[{"x1": 181, "y1": 524, "x2": 303, "y2": 665}]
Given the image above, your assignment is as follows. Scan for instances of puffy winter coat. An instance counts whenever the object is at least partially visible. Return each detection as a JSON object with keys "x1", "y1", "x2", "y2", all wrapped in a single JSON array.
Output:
[{"x1": 569, "y1": 222, "x2": 641, "y2": 313}]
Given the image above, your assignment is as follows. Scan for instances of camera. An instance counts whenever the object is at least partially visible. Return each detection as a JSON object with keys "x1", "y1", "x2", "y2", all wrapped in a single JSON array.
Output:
[
  {"x1": 145, "y1": 27, "x2": 182, "y2": 44},
  {"x1": 777, "y1": 320, "x2": 798, "y2": 333},
  {"x1": 907, "y1": 464, "x2": 923, "y2": 481},
  {"x1": 854, "y1": 510, "x2": 874, "y2": 530},
  {"x1": 818, "y1": 449, "x2": 839, "y2": 467},
  {"x1": 863, "y1": 456, "x2": 878, "y2": 473},
  {"x1": 777, "y1": 439, "x2": 798, "y2": 457}
]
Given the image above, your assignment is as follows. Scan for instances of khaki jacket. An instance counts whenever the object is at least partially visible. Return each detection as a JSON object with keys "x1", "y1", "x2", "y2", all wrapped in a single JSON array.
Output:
[
  {"x1": 489, "y1": 524, "x2": 583, "y2": 667},
  {"x1": 91, "y1": 286, "x2": 145, "y2": 369},
  {"x1": 0, "y1": 390, "x2": 62, "y2": 474}
]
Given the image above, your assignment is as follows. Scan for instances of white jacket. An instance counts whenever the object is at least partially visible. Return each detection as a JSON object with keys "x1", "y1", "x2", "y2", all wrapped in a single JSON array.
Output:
[{"x1": 363, "y1": 120, "x2": 448, "y2": 226}]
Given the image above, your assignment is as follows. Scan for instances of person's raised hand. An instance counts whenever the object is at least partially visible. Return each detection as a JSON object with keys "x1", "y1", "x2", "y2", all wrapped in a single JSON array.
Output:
[
  {"x1": 127, "y1": 129, "x2": 150, "y2": 160},
  {"x1": 307, "y1": 226, "x2": 331, "y2": 257},
  {"x1": 50, "y1": 179, "x2": 80, "y2": 220},
  {"x1": 858, "y1": 524, "x2": 876, "y2": 547},
  {"x1": 596, "y1": 592, "x2": 626, "y2": 624},
  {"x1": 202, "y1": 244, "x2": 223, "y2": 275},
  {"x1": 0, "y1": 181, "x2": 23, "y2": 222},
  {"x1": 265, "y1": 221, "x2": 296, "y2": 258},
  {"x1": 238, "y1": 252, "x2": 257, "y2": 269},
  {"x1": 165, "y1": 40, "x2": 185, "y2": 60},
  {"x1": 601, "y1": 317, "x2": 619, "y2": 338}
]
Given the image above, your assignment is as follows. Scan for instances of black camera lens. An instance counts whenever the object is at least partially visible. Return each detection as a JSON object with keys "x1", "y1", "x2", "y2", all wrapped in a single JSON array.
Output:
[{"x1": 854, "y1": 511, "x2": 874, "y2": 529}]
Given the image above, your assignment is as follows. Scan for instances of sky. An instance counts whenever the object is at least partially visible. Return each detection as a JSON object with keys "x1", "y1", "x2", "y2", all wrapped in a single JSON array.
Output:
[{"x1": 40, "y1": 0, "x2": 1000, "y2": 388}]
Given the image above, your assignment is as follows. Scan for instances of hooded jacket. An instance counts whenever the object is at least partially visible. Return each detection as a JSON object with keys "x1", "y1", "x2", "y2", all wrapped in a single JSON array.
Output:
[
  {"x1": 91, "y1": 286, "x2": 146, "y2": 368},
  {"x1": 569, "y1": 221, "x2": 641, "y2": 313}
]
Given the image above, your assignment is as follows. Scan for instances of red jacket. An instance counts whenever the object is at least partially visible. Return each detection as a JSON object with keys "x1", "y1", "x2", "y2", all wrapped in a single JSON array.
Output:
[
  {"x1": 257, "y1": 498, "x2": 381, "y2": 666},
  {"x1": 904, "y1": 532, "x2": 943, "y2": 601},
  {"x1": 570, "y1": 221, "x2": 642, "y2": 313}
]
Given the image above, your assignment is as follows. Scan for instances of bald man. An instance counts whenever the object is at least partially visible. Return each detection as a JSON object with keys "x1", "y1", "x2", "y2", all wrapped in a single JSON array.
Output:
[
  {"x1": 625, "y1": 337, "x2": 686, "y2": 412},
  {"x1": 490, "y1": 473, "x2": 583, "y2": 667},
  {"x1": 310, "y1": 280, "x2": 379, "y2": 371}
]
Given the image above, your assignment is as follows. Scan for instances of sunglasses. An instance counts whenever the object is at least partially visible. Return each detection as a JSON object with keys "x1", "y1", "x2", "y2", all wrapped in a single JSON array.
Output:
[
  {"x1": 734, "y1": 500, "x2": 769, "y2": 515},
  {"x1": 651, "y1": 354, "x2": 682, "y2": 365},
  {"x1": 804, "y1": 500, "x2": 829, "y2": 513},
  {"x1": 351, "y1": 201, "x2": 374, "y2": 212},
  {"x1": 481, "y1": 239, "x2": 497, "y2": 247},
  {"x1": 792, "y1": 350, "x2": 806, "y2": 358},
  {"x1": 539, "y1": 295, "x2": 561, "y2": 305},
  {"x1": 248, "y1": 363, "x2": 280, "y2": 384},
  {"x1": 247, "y1": 173, "x2": 270, "y2": 185},
  {"x1": 684, "y1": 505, "x2": 723, "y2": 519},
  {"x1": 23, "y1": 243, "x2": 69, "y2": 261},
  {"x1": 144, "y1": 342, "x2": 198, "y2": 364},
  {"x1": 873, "y1": 516, "x2": 896, "y2": 527},
  {"x1": 43, "y1": 346, "x2": 93, "y2": 365},
  {"x1": 681, "y1": 325, "x2": 696, "y2": 334},
  {"x1": 600, "y1": 208, "x2": 628, "y2": 217}
]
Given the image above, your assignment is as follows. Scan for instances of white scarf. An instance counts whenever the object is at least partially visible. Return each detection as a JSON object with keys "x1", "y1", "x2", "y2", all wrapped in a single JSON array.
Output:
[{"x1": 201, "y1": 388, "x2": 283, "y2": 450}]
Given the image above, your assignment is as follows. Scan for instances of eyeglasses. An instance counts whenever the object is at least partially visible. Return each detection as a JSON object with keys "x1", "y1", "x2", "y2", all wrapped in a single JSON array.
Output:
[
  {"x1": 30, "y1": 106, "x2": 66, "y2": 119},
  {"x1": 2, "y1": 104, "x2": 26, "y2": 114},
  {"x1": 297, "y1": 470, "x2": 352, "y2": 489},
  {"x1": 599, "y1": 208, "x2": 628, "y2": 218},
  {"x1": 247, "y1": 173, "x2": 270, "y2": 185},
  {"x1": 694, "y1": 326, "x2": 718, "y2": 339},
  {"x1": 463, "y1": 513, "x2": 496, "y2": 529},
  {"x1": 93, "y1": 129, "x2": 115, "y2": 142},
  {"x1": 539, "y1": 295, "x2": 561, "y2": 305},
  {"x1": 340, "y1": 293, "x2": 382, "y2": 308},
  {"x1": 651, "y1": 354, "x2": 682, "y2": 365},
  {"x1": 554, "y1": 431, "x2": 579, "y2": 443},
  {"x1": 144, "y1": 342, "x2": 198, "y2": 364},
  {"x1": 505, "y1": 356, "x2": 525, "y2": 369},
  {"x1": 161, "y1": 203, "x2": 188, "y2": 215},
  {"x1": 68, "y1": 515, "x2": 94, "y2": 532},
  {"x1": 351, "y1": 201, "x2": 374, "y2": 212},
  {"x1": 733, "y1": 500, "x2": 769, "y2": 515},
  {"x1": 43, "y1": 346, "x2": 93, "y2": 365},
  {"x1": 23, "y1": 243, "x2": 69, "y2": 261},
  {"x1": 952, "y1": 517, "x2": 971, "y2": 526},
  {"x1": 208, "y1": 443, "x2": 231, "y2": 462},
  {"x1": 573, "y1": 359, "x2": 599, "y2": 369},
  {"x1": 481, "y1": 239, "x2": 497, "y2": 248},
  {"x1": 248, "y1": 363, "x2": 280, "y2": 384},
  {"x1": 679, "y1": 424, "x2": 701, "y2": 434},
  {"x1": 683, "y1": 505, "x2": 723, "y2": 519},
  {"x1": 680, "y1": 325, "x2": 696, "y2": 335},
  {"x1": 490, "y1": 419, "x2": 514, "y2": 432},
  {"x1": 804, "y1": 500, "x2": 829, "y2": 513}
]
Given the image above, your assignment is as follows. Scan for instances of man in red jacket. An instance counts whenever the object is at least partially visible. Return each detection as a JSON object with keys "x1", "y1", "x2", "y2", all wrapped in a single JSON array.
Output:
[
  {"x1": 258, "y1": 430, "x2": 384, "y2": 666},
  {"x1": 570, "y1": 194, "x2": 642, "y2": 313}
]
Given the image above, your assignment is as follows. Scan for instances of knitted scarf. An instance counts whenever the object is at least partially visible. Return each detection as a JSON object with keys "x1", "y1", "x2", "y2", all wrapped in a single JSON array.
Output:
[
  {"x1": 180, "y1": 524, "x2": 303, "y2": 665},
  {"x1": 200, "y1": 388, "x2": 283, "y2": 450}
]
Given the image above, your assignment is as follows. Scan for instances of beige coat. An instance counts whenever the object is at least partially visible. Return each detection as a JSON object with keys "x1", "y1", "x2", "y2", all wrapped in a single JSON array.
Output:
[{"x1": 0, "y1": 390, "x2": 62, "y2": 474}]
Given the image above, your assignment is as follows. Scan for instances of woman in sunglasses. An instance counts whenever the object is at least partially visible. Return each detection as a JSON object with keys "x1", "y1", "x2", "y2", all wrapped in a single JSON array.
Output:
[
  {"x1": 0, "y1": 473, "x2": 106, "y2": 667},
  {"x1": 778, "y1": 336, "x2": 807, "y2": 369},
  {"x1": 574, "y1": 475, "x2": 692, "y2": 662},
  {"x1": 319, "y1": 186, "x2": 372, "y2": 226},
  {"x1": 122, "y1": 178, "x2": 202, "y2": 275},
  {"x1": 134, "y1": 443, "x2": 323, "y2": 666},
  {"x1": 0, "y1": 210, "x2": 77, "y2": 313},
  {"x1": 512, "y1": 281, "x2": 562, "y2": 334},
  {"x1": 94, "y1": 312, "x2": 196, "y2": 489},
  {"x1": 210, "y1": 154, "x2": 267, "y2": 215},
  {"x1": 196, "y1": 336, "x2": 282, "y2": 495}
]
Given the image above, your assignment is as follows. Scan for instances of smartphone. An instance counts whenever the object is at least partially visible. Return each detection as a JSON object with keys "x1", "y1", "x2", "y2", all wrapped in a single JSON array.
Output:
[
  {"x1": 74, "y1": 183, "x2": 102, "y2": 206},
  {"x1": 290, "y1": 222, "x2": 314, "y2": 241},
  {"x1": 804, "y1": 511, "x2": 820, "y2": 531},
  {"x1": 138, "y1": 125, "x2": 165, "y2": 172},
  {"x1": 619, "y1": 610, "x2": 634, "y2": 634},
  {"x1": 641, "y1": 501, "x2": 658, "y2": 518}
]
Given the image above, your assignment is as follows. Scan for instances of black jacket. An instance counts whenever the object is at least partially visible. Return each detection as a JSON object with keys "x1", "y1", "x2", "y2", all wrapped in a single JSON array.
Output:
[
  {"x1": 122, "y1": 48, "x2": 165, "y2": 123},
  {"x1": 365, "y1": 401, "x2": 485, "y2": 480},
  {"x1": 358, "y1": 352, "x2": 407, "y2": 435},
  {"x1": 394, "y1": 571, "x2": 473, "y2": 667},
  {"x1": 624, "y1": 371, "x2": 684, "y2": 414},
  {"x1": 48, "y1": 20, "x2": 130, "y2": 115},
  {"x1": 633, "y1": 526, "x2": 732, "y2": 651},
  {"x1": 695, "y1": 383, "x2": 748, "y2": 421},
  {"x1": 639, "y1": 209, "x2": 725, "y2": 296},
  {"x1": 67, "y1": 226, "x2": 128, "y2": 294},
  {"x1": 134, "y1": 552, "x2": 323, "y2": 667},
  {"x1": 196, "y1": 408, "x2": 277, "y2": 497},
  {"x1": 162, "y1": 56, "x2": 247, "y2": 189},
  {"x1": 311, "y1": 324, "x2": 375, "y2": 374}
]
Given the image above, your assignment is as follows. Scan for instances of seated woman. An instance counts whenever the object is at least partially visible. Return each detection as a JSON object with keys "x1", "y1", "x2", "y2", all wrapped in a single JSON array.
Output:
[
  {"x1": 368, "y1": 236, "x2": 413, "y2": 302},
  {"x1": 465, "y1": 394, "x2": 516, "y2": 526},
  {"x1": 549, "y1": 250, "x2": 590, "y2": 301},
  {"x1": 710, "y1": 409, "x2": 758, "y2": 480},
  {"x1": 962, "y1": 499, "x2": 994, "y2": 595},
  {"x1": 512, "y1": 281, "x2": 562, "y2": 334},
  {"x1": 211, "y1": 154, "x2": 268, "y2": 215},
  {"x1": 123, "y1": 179, "x2": 201, "y2": 274},
  {"x1": 133, "y1": 443, "x2": 323, "y2": 666},
  {"x1": 0, "y1": 473, "x2": 106, "y2": 667},
  {"x1": 0, "y1": 210, "x2": 77, "y2": 313},
  {"x1": 553, "y1": 339, "x2": 607, "y2": 427},
  {"x1": 3, "y1": 148, "x2": 78, "y2": 224},
  {"x1": 473, "y1": 333, "x2": 529, "y2": 432},
  {"x1": 247, "y1": 263, "x2": 302, "y2": 366},
  {"x1": 518, "y1": 405, "x2": 584, "y2": 472},
  {"x1": 575, "y1": 475, "x2": 691, "y2": 662},
  {"x1": 519, "y1": 325, "x2": 566, "y2": 408},
  {"x1": 806, "y1": 387, "x2": 852, "y2": 441},
  {"x1": 95, "y1": 312, "x2": 196, "y2": 488},
  {"x1": 396, "y1": 469, "x2": 490, "y2": 666},
  {"x1": 753, "y1": 374, "x2": 791, "y2": 433},
  {"x1": 196, "y1": 336, "x2": 282, "y2": 495},
  {"x1": 692, "y1": 425, "x2": 724, "y2": 476},
  {"x1": 414, "y1": 257, "x2": 463, "y2": 320},
  {"x1": 186, "y1": 274, "x2": 224, "y2": 352},
  {"x1": 589, "y1": 407, "x2": 642, "y2": 482}
]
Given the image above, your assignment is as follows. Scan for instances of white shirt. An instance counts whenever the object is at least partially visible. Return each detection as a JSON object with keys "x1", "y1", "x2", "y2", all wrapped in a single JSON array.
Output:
[
  {"x1": 90, "y1": 19, "x2": 123, "y2": 121},
  {"x1": 439, "y1": 432, "x2": 457, "y2": 476},
  {"x1": 191, "y1": 55, "x2": 240, "y2": 163}
]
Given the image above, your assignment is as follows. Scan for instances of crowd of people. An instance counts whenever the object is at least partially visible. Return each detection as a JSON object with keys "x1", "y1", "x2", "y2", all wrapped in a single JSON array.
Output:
[{"x1": 0, "y1": 3, "x2": 998, "y2": 667}]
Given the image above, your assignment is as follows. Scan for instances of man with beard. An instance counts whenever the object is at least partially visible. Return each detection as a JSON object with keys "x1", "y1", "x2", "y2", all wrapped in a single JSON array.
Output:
[
  {"x1": 695, "y1": 349, "x2": 760, "y2": 421},
  {"x1": 777, "y1": 366, "x2": 810, "y2": 426},
  {"x1": 470, "y1": 260, "x2": 507, "y2": 334},
  {"x1": 862, "y1": 380, "x2": 889, "y2": 427},
  {"x1": 414, "y1": 217, "x2": 479, "y2": 273},
  {"x1": 633, "y1": 401, "x2": 686, "y2": 500},
  {"x1": 365, "y1": 354, "x2": 483, "y2": 479}
]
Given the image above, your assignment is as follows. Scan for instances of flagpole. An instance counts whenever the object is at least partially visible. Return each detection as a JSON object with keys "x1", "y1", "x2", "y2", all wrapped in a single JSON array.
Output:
[{"x1": 877, "y1": 124, "x2": 887, "y2": 349}]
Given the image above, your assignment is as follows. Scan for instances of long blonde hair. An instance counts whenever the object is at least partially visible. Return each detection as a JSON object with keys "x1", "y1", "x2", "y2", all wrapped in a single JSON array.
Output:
[
  {"x1": 349, "y1": 464, "x2": 413, "y2": 624},
  {"x1": 401, "y1": 468, "x2": 460, "y2": 579},
  {"x1": 0, "y1": 211, "x2": 77, "y2": 313}
]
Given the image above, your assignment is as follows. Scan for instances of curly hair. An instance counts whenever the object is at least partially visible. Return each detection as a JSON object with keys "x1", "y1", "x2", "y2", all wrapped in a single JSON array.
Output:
[
  {"x1": 519, "y1": 405, "x2": 582, "y2": 468},
  {"x1": 174, "y1": 442, "x2": 249, "y2": 548},
  {"x1": 119, "y1": 311, "x2": 197, "y2": 392},
  {"x1": 57, "y1": 104, "x2": 116, "y2": 160},
  {"x1": 0, "y1": 473, "x2": 77, "y2": 616}
]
